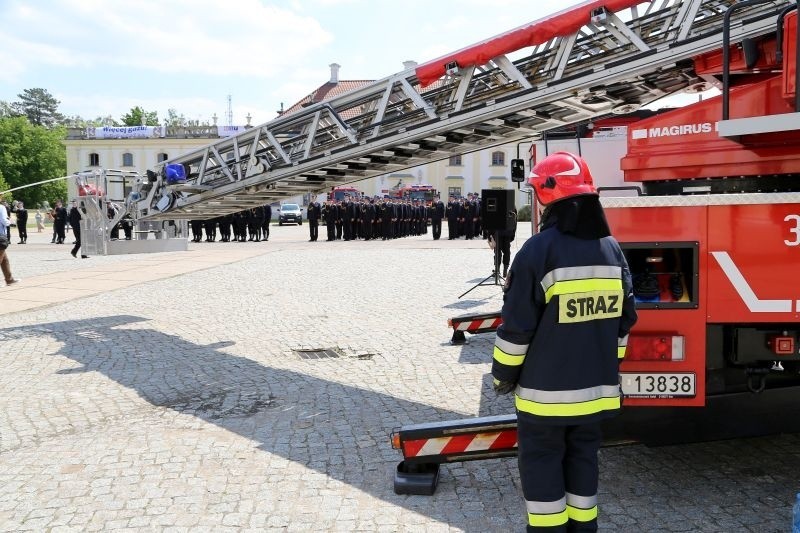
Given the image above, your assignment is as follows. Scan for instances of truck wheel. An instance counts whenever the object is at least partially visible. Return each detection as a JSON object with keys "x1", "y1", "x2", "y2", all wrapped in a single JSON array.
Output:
[
  {"x1": 279, "y1": 221, "x2": 283, "y2": 226},
  {"x1": 299, "y1": 221, "x2": 302, "y2": 226}
]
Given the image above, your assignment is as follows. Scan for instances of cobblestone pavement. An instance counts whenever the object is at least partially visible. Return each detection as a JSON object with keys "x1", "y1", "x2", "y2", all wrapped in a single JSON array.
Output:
[{"x1": 0, "y1": 224, "x2": 798, "y2": 532}]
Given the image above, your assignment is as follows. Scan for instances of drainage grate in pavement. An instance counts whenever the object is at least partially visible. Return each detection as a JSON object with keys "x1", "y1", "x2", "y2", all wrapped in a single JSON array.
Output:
[{"x1": 294, "y1": 348, "x2": 340, "y2": 360}]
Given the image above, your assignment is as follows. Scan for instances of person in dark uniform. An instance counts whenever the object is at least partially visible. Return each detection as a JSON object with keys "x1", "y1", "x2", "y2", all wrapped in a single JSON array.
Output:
[
  {"x1": 474, "y1": 193, "x2": 483, "y2": 238},
  {"x1": 262, "y1": 204, "x2": 272, "y2": 241},
  {"x1": 339, "y1": 197, "x2": 350, "y2": 241},
  {"x1": 190, "y1": 219, "x2": 203, "y2": 242},
  {"x1": 492, "y1": 152, "x2": 637, "y2": 532},
  {"x1": 431, "y1": 197, "x2": 444, "y2": 240},
  {"x1": 236, "y1": 210, "x2": 248, "y2": 242},
  {"x1": 205, "y1": 217, "x2": 217, "y2": 242},
  {"x1": 13, "y1": 201, "x2": 28, "y2": 244},
  {"x1": 306, "y1": 198, "x2": 321, "y2": 241},
  {"x1": 68, "y1": 200, "x2": 88, "y2": 258},
  {"x1": 464, "y1": 193, "x2": 476, "y2": 240},
  {"x1": 362, "y1": 199, "x2": 374, "y2": 241},
  {"x1": 219, "y1": 214, "x2": 232, "y2": 242},
  {"x1": 489, "y1": 207, "x2": 518, "y2": 278},
  {"x1": 388, "y1": 200, "x2": 396, "y2": 238},
  {"x1": 445, "y1": 196, "x2": 459, "y2": 239},
  {"x1": 107, "y1": 203, "x2": 121, "y2": 240},
  {"x1": 52, "y1": 201, "x2": 67, "y2": 244},
  {"x1": 323, "y1": 201, "x2": 336, "y2": 241},
  {"x1": 121, "y1": 214, "x2": 133, "y2": 240}
]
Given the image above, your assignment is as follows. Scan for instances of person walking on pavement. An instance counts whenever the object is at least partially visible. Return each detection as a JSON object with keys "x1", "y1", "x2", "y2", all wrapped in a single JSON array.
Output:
[
  {"x1": 0, "y1": 199, "x2": 19, "y2": 285},
  {"x1": 69, "y1": 200, "x2": 89, "y2": 258},
  {"x1": 13, "y1": 201, "x2": 28, "y2": 244},
  {"x1": 52, "y1": 200, "x2": 68, "y2": 244},
  {"x1": 306, "y1": 197, "x2": 321, "y2": 242},
  {"x1": 35, "y1": 210, "x2": 44, "y2": 233},
  {"x1": 491, "y1": 151, "x2": 637, "y2": 532}
]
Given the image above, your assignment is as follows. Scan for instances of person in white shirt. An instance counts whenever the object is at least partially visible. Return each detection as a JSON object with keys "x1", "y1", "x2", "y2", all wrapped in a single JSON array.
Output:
[{"x1": 0, "y1": 200, "x2": 19, "y2": 285}]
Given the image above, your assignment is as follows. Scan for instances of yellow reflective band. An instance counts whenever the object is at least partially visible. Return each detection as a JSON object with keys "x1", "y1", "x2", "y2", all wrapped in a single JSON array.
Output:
[
  {"x1": 493, "y1": 346, "x2": 526, "y2": 367},
  {"x1": 544, "y1": 278, "x2": 622, "y2": 304},
  {"x1": 528, "y1": 509, "x2": 569, "y2": 527},
  {"x1": 567, "y1": 504, "x2": 598, "y2": 522},
  {"x1": 515, "y1": 395, "x2": 620, "y2": 417},
  {"x1": 617, "y1": 346, "x2": 626, "y2": 359}
]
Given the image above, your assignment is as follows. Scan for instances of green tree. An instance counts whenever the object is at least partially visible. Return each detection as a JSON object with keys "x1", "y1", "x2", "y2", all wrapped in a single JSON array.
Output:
[
  {"x1": 164, "y1": 108, "x2": 187, "y2": 127},
  {"x1": 0, "y1": 117, "x2": 67, "y2": 208},
  {"x1": 120, "y1": 106, "x2": 159, "y2": 126},
  {"x1": 12, "y1": 88, "x2": 64, "y2": 127},
  {"x1": 0, "y1": 169, "x2": 11, "y2": 204},
  {"x1": 0, "y1": 100, "x2": 18, "y2": 119}
]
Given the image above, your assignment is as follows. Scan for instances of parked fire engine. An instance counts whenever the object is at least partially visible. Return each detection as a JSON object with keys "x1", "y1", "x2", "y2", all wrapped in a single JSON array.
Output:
[
  {"x1": 387, "y1": 184, "x2": 438, "y2": 204},
  {"x1": 124, "y1": 0, "x2": 799, "y2": 495},
  {"x1": 392, "y1": 0, "x2": 800, "y2": 495},
  {"x1": 327, "y1": 185, "x2": 363, "y2": 202}
]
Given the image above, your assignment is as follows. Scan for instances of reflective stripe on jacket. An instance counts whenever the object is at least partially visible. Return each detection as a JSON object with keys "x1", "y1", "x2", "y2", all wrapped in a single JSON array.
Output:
[{"x1": 492, "y1": 225, "x2": 637, "y2": 425}]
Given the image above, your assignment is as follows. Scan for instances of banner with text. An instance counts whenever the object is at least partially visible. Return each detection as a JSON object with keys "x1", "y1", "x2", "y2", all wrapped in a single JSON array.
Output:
[{"x1": 86, "y1": 126, "x2": 166, "y2": 139}]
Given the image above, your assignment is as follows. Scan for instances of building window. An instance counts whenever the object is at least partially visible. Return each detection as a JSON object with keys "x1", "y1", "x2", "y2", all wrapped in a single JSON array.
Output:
[
  {"x1": 448, "y1": 186, "x2": 462, "y2": 198},
  {"x1": 89, "y1": 153, "x2": 100, "y2": 166},
  {"x1": 122, "y1": 153, "x2": 134, "y2": 167},
  {"x1": 448, "y1": 154, "x2": 462, "y2": 166},
  {"x1": 157, "y1": 153, "x2": 169, "y2": 162},
  {"x1": 491, "y1": 151, "x2": 505, "y2": 166}
]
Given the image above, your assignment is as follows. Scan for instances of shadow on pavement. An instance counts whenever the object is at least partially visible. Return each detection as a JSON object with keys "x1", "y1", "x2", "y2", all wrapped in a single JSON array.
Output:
[{"x1": 0, "y1": 315, "x2": 520, "y2": 532}]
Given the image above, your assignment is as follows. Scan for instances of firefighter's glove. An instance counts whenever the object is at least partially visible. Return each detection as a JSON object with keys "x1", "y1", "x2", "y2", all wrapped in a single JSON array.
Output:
[{"x1": 493, "y1": 378, "x2": 515, "y2": 395}]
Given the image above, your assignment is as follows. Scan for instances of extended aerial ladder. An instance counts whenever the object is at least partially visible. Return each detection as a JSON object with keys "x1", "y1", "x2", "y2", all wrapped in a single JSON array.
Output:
[{"x1": 135, "y1": 0, "x2": 788, "y2": 221}]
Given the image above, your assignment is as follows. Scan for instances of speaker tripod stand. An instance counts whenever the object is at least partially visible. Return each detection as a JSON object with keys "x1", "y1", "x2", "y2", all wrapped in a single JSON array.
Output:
[{"x1": 458, "y1": 231, "x2": 504, "y2": 299}]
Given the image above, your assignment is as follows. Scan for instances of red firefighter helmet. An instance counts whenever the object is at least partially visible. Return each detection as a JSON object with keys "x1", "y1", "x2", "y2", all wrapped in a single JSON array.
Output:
[{"x1": 528, "y1": 151, "x2": 597, "y2": 205}]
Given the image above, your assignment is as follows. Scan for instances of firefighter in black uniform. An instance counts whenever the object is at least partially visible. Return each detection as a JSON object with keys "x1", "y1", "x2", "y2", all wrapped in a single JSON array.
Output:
[
  {"x1": 323, "y1": 201, "x2": 336, "y2": 241},
  {"x1": 445, "y1": 197, "x2": 458, "y2": 239},
  {"x1": 492, "y1": 152, "x2": 637, "y2": 532},
  {"x1": 307, "y1": 198, "x2": 321, "y2": 241},
  {"x1": 431, "y1": 197, "x2": 445, "y2": 240}
]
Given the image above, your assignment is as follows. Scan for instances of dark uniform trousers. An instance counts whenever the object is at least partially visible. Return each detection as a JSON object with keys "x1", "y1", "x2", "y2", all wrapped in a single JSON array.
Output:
[{"x1": 518, "y1": 417, "x2": 601, "y2": 532}]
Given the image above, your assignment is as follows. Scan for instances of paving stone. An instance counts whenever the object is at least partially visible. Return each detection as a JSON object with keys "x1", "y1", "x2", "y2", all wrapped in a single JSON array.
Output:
[{"x1": 0, "y1": 226, "x2": 797, "y2": 532}]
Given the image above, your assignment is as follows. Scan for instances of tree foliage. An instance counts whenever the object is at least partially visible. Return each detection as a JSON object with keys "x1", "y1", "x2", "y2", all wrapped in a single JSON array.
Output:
[
  {"x1": 0, "y1": 117, "x2": 67, "y2": 208},
  {"x1": 0, "y1": 100, "x2": 18, "y2": 119},
  {"x1": 12, "y1": 88, "x2": 64, "y2": 127},
  {"x1": 164, "y1": 108, "x2": 188, "y2": 127},
  {"x1": 120, "y1": 106, "x2": 159, "y2": 126}
]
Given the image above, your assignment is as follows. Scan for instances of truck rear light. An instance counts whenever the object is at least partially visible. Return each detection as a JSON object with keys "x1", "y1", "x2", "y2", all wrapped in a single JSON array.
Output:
[
  {"x1": 766, "y1": 335, "x2": 795, "y2": 355},
  {"x1": 627, "y1": 335, "x2": 684, "y2": 361}
]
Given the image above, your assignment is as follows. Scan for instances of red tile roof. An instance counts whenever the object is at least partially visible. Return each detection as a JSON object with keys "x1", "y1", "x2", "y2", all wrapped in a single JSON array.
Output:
[
  {"x1": 281, "y1": 80, "x2": 374, "y2": 118},
  {"x1": 280, "y1": 75, "x2": 445, "y2": 121}
]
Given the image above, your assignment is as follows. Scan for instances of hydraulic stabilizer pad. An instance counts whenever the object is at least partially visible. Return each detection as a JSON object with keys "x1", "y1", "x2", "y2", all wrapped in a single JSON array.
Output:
[{"x1": 393, "y1": 461, "x2": 440, "y2": 495}]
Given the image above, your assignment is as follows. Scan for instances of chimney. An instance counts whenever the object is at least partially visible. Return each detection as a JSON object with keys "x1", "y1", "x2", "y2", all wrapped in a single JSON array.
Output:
[
  {"x1": 329, "y1": 63, "x2": 340, "y2": 83},
  {"x1": 403, "y1": 60, "x2": 418, "y2": 70}
]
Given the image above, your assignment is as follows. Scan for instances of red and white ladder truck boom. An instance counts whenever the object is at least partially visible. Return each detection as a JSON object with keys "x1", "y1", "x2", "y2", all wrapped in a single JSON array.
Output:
[
  {"x1": 124, "y1": 0, "x2": 798, "y2": 495},
  {"x1": 390, "y1": 0, "x2": 800, "y2": 495},
  {"x1": 132, "y1": 0, "x2": 784, "y2": 222}
]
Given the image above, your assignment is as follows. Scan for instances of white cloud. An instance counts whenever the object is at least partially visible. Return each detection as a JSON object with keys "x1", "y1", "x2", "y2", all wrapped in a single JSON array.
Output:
[{"x1": 2, "y1": 0, "x2": 334, "y2": 77}]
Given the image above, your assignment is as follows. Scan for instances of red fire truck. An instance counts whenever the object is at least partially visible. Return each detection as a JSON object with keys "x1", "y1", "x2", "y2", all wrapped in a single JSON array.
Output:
[
  {"x1": 327, "y1": 185, "x2": 363, "y2": 202},
  {"x1": 394, "y1": 1, "x2": 800, "y2": 495},
  {"x1": 388, "y1": 184, "x2": 438, "y2": 204}
]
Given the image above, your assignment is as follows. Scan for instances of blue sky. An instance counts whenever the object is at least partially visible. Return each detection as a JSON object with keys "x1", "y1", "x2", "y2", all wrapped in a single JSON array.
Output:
[
  {"x1": 1, "y1": 0, "x2": 705, "y2": 126},
  {"x1": 0, "y1": 0, "x2": 595, "y2": 125}
]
